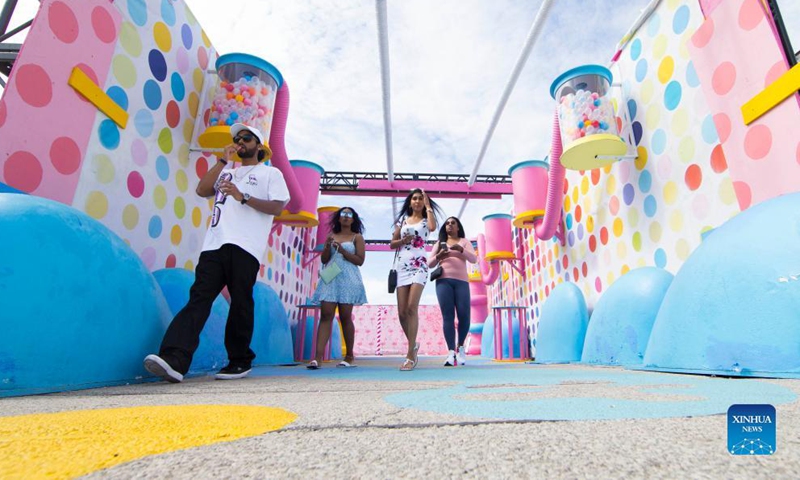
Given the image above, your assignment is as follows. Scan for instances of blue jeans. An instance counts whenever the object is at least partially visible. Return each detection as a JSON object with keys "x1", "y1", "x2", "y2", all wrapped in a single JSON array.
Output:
[{"x1": 435, "y1": 278, "x2": 471, "y2": 351}]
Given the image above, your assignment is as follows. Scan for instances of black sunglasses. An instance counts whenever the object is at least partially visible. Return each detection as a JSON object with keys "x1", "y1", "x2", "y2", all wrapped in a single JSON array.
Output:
[{"x1": 234, "y1": 134, "x2": 256, "y2": 144}]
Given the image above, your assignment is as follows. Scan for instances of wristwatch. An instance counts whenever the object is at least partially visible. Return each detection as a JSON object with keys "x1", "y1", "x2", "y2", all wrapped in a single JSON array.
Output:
[{"x1": 241, "y1": 193, "x2": 251, "y2": 205}]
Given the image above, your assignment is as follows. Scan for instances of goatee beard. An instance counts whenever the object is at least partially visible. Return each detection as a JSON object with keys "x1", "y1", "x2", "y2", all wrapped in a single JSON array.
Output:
[{"x1": 239, "y1": 146, "x2": 258, "y2": 161}]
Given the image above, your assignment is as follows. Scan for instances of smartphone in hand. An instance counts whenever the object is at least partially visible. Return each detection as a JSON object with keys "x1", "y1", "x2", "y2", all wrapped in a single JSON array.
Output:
[{"x1": 440, "y1": 242, "x2": 448, "y2": 251}]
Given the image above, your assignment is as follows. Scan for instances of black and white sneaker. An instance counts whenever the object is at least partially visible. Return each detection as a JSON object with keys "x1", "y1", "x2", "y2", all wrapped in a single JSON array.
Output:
[
  {"x1": 456, "y1": 346, "x2": 466, "y2": 366},
  {"x1": 214, "y1": 364, "x2": 252, "y2": 380},
  {"x1": 144, "y1": 354, "x2": 183, "y2": 383},
  {"x1": 443, "y1": 350, "x2": 456, "y2": 367}
]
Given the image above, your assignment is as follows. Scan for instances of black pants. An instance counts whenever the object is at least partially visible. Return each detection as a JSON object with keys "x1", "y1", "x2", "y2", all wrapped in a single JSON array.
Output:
[
  {"x1": 159, "y1": 244, "x2": 260, "y2": 374},
  {"x1": 435, "y1": 278, "x2": 471, "y2": 351}
]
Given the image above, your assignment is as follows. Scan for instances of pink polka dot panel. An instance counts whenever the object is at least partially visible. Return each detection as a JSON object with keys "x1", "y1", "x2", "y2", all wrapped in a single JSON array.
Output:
[{"x1": 0, "y1": 0, "x2": 120, "y2": 204}]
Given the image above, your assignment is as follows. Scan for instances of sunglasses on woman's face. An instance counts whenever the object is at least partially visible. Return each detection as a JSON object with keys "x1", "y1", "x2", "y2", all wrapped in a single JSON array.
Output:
[
  {"x1": 340, "y1": 211, "x2": 354, "y2": 218},
  {"x1": 233, "y1": 134, "x2": 256, "y2": 144}
]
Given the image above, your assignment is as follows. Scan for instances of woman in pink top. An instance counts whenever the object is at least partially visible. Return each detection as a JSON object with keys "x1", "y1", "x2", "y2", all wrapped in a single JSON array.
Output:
[{"x1": 428, "y1": 217, "x2": 477, "y2": 366}]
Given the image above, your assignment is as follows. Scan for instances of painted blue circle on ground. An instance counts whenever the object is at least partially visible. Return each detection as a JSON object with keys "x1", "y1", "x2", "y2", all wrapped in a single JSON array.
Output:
[
  {"x1": 148, "y1": 49, "x2": 168, "y2": 82},
  {"x1": 644, "y1": 194, "x2": 657, "y2": 217},
  {"x1": 254, "y1": 361, "x2": 797, "y2": 421},
  {"x1": 156, "y1": 155, "x2": 170, "y2": 181},
  {"x1": 134, "y1": 109, "x2": 154, "y2": 137},
  {"x1": 106, "y1": 86, "x2": 128, "y2": 111},
  {"x1": 98, "y1": 119, "x2": 120, "y2": 150},
  {"x1": 143, "y1": 80, "x2": 162, "y2": 110}
]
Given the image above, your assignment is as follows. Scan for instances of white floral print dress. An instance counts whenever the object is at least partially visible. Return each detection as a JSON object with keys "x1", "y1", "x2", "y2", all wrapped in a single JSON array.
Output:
[{"x1": 395, "y1": 217, "x2": 430, "y2": 287}]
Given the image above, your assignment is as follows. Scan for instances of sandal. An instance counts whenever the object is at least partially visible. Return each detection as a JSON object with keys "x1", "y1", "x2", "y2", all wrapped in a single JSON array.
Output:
[
  {"x1": 306, "y1": 360, "x2": 321, "y2": 370},
  {"x1": 400, "y1": 358, "x2": 415, "y2": 371},
  {"x1": 413, "y1": 343, "x2": 420, "y2": 365},
  {"x1": 337, "y1": 360, "x2": 357, "y2": 368}
]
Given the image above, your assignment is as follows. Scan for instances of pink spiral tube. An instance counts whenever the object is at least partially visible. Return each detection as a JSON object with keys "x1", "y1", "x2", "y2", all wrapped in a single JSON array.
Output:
[
  {"x1": 268, "y1": 82, "x2": 305, "y2": 213},
  {"x1": 534, "y1": 108, "x2": 565, "y2": 241}
]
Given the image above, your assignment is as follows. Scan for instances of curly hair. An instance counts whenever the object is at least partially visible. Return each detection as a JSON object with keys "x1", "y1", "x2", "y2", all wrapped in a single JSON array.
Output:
[{"x1": 330, "y1": 207, "x2": 364, "y2": 234}]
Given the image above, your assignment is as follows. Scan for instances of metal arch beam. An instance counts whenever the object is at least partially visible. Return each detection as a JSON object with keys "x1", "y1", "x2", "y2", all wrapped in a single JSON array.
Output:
[
  {"x1": 375, "y1": 0, "x2": 398, "y2": 219},
  {"x1": 457, "y1": 0, "x2": 555, "y2": 217}
]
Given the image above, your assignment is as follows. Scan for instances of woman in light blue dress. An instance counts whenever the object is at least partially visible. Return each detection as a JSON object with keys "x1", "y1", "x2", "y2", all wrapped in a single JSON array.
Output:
[{"x1": 307, "y1": 207, "x2": 367, "y2": 369}]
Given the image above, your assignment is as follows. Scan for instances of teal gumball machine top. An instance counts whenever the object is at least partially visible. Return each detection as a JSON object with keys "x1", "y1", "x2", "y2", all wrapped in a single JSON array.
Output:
[{"x1": 216, "y1": 53, "x2": 284, "y2": 88}]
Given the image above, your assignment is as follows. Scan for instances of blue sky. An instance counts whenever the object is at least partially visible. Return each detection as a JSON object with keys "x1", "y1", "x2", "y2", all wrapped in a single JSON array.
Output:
[{"x1": 3, "y1": 0, "x2": 799, "y2": 304}]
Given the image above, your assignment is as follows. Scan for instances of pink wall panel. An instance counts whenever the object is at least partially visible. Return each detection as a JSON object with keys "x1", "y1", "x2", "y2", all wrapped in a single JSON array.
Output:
[
  {"x1": 0, "y1": 0, "x2": 119, "y2": 203},
  {"x1": 688, "y1": 0, "x2": 800, "y2": 210},
  {"x1": 351, "y1": 305, "x2": 448, "y2": 356}
]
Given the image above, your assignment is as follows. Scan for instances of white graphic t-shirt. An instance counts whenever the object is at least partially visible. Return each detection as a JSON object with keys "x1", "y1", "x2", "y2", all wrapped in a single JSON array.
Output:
[{"x1": 201, "y1": 163, "x2": 290, "y2": 262}]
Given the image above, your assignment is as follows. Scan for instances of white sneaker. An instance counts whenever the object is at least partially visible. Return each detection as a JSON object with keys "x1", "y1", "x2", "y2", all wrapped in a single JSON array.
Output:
[
  {"x1": 456, "y1": 346, "x2": 466, "y2": 366},
  {"x1": 444, "y1": 350, "x2": 455, "y2": 367},
  {"x1": 144, "y1": 354, "x2": 183, "y2": 383}
]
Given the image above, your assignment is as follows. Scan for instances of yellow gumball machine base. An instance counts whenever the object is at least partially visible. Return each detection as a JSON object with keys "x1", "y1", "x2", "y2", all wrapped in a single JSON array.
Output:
[
  {"x1": 274, "y1": 210, "x2": 319, "y2": 228},
  {"x1": 198, "y1": 126, "x2": 240, "y2": 161},
  {"x1": 559, "y1": 134, "x2": 627, "y2": 170}
]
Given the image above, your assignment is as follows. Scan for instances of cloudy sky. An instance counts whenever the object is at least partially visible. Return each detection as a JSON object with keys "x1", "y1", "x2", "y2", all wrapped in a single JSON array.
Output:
[{"x1": 3, "y1": 0, "x2": 799, "y2": 304}]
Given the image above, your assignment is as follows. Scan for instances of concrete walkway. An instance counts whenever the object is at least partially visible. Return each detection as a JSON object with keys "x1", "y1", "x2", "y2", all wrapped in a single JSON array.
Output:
[{"x1": 2, "y1": 357, "x2": 799, "y2": 478}]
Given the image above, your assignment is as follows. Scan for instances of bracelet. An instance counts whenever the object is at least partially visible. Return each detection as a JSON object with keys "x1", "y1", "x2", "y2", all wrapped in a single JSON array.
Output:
[{"x1": 219, "y1": 158, "x2": 228, "y2": 165}]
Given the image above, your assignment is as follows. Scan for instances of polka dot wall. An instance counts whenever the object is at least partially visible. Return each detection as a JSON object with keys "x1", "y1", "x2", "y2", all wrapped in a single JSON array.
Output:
[
  {"x1": 488, "y1": 0, "x2": 741, "y2": 340},
  {"x1": 70, "y1": 0, "x2": 217, "y2": 273},
  {"x1": 1, "y1": 0, "x2": 315, "y2": 316}
]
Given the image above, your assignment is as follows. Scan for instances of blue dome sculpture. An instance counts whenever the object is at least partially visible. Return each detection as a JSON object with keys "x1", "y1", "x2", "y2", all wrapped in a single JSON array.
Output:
[
  {"x1": 0, "y1": 194, "x2": 171, "y2": 397},
  {"x1": 535, "y1": 282, "x2": 589, "y2": 363},
  {"x1": 581, "y1": 267, "x2": 673, "y2": 365},
  {"x1": 644, "y1": 193, "x2": 800, "y2": 377}
]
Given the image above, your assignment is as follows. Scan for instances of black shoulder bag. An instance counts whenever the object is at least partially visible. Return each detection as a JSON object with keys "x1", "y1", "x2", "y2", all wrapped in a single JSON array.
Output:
[{"x1": 388, "y1": 248, "x2": 400, "y2": 294}]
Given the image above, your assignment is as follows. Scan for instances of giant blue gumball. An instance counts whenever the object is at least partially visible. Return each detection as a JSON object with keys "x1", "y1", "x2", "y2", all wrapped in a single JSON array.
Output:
[
  {"x1": 644, "y1": 193, "x2": 800, "y2": 377},
  {"x1": 535, "y1": 282, "x2": 589, "y2": 363},
  {"x1": 581, "y1": 268, "x2": 673, "y2": 365},
  {"x1": 251, "y1": 282, "x2": 294, "y2": 365},
  {"x1": 0, "y1": 194, "x2": 171, "y2": 397},
  {"x1": 152, "y1": 268, "x2": 230, "y2": 373}
]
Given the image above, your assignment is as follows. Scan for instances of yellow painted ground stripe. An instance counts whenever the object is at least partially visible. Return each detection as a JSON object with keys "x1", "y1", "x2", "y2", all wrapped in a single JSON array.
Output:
[
  {"x1": 68, "y1": 66, "x2": 129, "y2": 128},
  {"x1": 0, "y1": 405, "x2": 297, "y2": 479},
  {"x1": 741, "y1": 63, "x2": 800, "y2": 125}
]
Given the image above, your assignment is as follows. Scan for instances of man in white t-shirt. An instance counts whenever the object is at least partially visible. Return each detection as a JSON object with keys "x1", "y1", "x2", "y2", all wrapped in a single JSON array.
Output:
[{"x1": 144, "y1": 123, "x2": 290, "y2": 382}]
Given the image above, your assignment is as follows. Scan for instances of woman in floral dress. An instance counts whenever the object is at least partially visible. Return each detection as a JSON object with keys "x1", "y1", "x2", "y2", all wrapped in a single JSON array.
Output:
[{"x1": 390, "y1": 189, "x2": 442, "y2": 370}]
